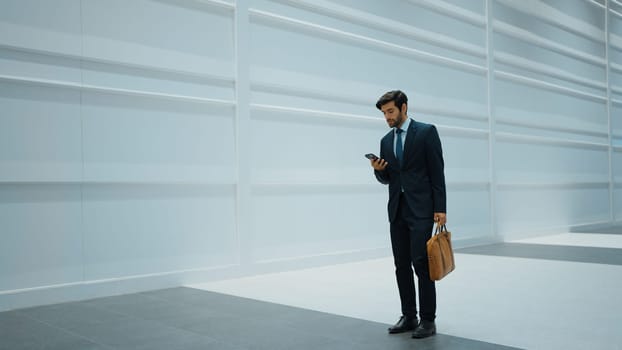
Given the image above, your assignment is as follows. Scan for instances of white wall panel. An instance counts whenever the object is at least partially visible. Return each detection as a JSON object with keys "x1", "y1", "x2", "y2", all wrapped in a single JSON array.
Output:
[
  {"x1": 292, "y1": 0, "x2": 486, "y2": 48},
  {"x1": 442, "y1": 129, "x2": 490, "y2": 183},
  {"x1": 491, "y1": 0, "x2": 613, "y2": 237},
  {"x1": 440, "y1": 127, "x2": 491, "y2": 239},
  {"x1": 0, "y1": 81, "x2": 82, "y2": 182},
  {"x1": 251, "y1": 186, "x2": 387, "y2": 261},
  {"x1": 613, "y1": 149, "x2": 622, "y2": 182},
  {"x1": 249, "y1": 14, "x2": 488, "y2": 117},
  {"x1": 495, "y1": 79, "x2": 608, "y2": 138},
  {"x1": 81, "y1": 0, "x2": 235, "y2": 78},
  {"x1": 81, "y1": 61, "x2": 235, "y2": 103},
  {"x1": 493, "y1": 27, "x2": 606, "y2": 84},
  {"x1": 446, "y1": 186, "x2": 491, "y2": 240},
  {"x1": 81, "y1": 93, "x2": 236, "y2": 183},
  {"x1": 441, "y1": 0, "x2": 485, "y2": 15},
  {"x1": 0, "y1": 48, "x2": 82, "y2": 84},
  {"x1": 251, "y1": 0, "x2": 486, "y2": 66},
  {"x1": 611, "y1": 55, "x2": 622, "y2": 83},
  {"x1": 0, "y1": 0, "x2": 82, "y2": 56},
  {"x1": 0, "y1": 185, "x2": 82, "y2": 290},
  {"x1": 495, "y1": 1, "x2": 605, "y2": 58},
  {"x1": 496, "y1": 138, "x2": 609, "y2": 184},
  {"x1": 250, "y1": 110, "x2": 383, "y2": 184},
  {"x1": 82, "y1": 185, "x2": 237, "y2": 279},
  {"x1": 250, "y1": 85, "x2": 375, "y2": 124},
  {"x1": 0, "y1": 0, "x2": 240, "y2": 309},
  {"x1": 497, "y1": 185, "x2": 610, "y2": 238},
  {"x1": 615, "y1": 186, "x2": 622, "y2": 220},
  {"x1": 614, "y1": 102, "x2": 622, "y2": 137}
]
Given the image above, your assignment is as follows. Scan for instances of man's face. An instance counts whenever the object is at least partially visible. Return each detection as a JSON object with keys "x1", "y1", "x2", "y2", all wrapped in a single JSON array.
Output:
[{"x1": 380, "y1": 101, "x2": 406, "y2": 128}]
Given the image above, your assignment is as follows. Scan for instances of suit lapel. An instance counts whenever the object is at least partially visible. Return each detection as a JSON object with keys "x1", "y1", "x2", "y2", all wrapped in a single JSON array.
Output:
[
  {"x1": 385, "y1": 132, "x2": 398, "y2": 166},
  {"x1": 402, "y1": 121, "x2": 418, "y2": 163}
]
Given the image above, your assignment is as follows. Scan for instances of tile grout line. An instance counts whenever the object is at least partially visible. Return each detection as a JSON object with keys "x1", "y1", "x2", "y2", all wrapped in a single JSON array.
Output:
[
  {"x1": 14, "y1": 310, "x2": 116, "y2": 350},
  {"x1": 12, "y1": 293, "x2": 217, "y2": 349},
  {"x1": 78, "y1": 293, "x2": 226, "y2": 344}
]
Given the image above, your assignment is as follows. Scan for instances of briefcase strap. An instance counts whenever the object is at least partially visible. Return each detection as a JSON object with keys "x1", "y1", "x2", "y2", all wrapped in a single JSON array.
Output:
[{"x1": 434, "y1": 224, "x2": 448, "y2": 235}]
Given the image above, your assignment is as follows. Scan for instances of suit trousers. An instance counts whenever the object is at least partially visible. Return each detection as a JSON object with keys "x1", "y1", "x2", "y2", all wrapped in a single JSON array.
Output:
[{"x1": 390, "y1": 193, "x2": 436, "y2": 321}]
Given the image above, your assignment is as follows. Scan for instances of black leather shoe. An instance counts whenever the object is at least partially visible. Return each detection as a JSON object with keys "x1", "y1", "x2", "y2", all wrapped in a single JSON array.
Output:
[
  {"x1": 388, "y1": 316, "x2": 418, "y2": 334},
  {"x1": 412, "y1": 320, "x2": 436, "y2": 338}
]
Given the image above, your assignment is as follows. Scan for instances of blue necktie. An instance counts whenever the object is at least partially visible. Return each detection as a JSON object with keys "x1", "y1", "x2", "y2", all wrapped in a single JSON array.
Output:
[{"x1": 395, "y1": 128, "x2": 403, "y2": 166}]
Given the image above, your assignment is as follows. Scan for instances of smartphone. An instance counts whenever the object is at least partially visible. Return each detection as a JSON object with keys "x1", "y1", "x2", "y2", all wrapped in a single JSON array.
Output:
[{"x1": 365, "y1": 153, "x2": 379, "y2": 160}]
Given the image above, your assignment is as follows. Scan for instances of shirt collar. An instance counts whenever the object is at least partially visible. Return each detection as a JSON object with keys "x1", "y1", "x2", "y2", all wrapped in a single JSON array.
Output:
[{"x1": 395, "y1": 118, "x2": 411, "y2": 133}]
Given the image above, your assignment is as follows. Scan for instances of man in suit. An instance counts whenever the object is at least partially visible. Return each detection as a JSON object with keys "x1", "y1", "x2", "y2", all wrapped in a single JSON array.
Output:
[{"x1": 370, "y1": 90, "x2": 447, "y2": 339}]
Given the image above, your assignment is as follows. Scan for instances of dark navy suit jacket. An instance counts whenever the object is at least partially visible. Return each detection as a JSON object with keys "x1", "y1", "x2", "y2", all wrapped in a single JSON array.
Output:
[{"x1": 374, "y1": 120, "x2": 446, "y2": 222}]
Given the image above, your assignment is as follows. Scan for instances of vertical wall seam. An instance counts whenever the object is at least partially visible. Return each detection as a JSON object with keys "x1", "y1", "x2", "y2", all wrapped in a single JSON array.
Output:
[
  {"x1": 606, "y1": 0, "x2": 614, "y2": 223},
  {"x1": 486, "y1": 0, "x2": 498, "y2": 240},
  {"x1": 234, "y1": 1, "x2": 252, "y2": 266},
  {"x1": 79, "y1": 0, "x2": 86, "y2": 283}
]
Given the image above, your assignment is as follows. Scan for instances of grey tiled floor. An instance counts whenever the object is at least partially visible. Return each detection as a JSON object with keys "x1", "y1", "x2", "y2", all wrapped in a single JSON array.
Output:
[{"x1": 1, "y1": 287, "x2": 521, "y2": 350}]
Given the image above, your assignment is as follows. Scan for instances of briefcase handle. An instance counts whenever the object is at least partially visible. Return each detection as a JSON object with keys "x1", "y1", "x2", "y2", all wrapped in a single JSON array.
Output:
[{"x1": 433, "y1": 223, "x2": 448, "y2": 235}]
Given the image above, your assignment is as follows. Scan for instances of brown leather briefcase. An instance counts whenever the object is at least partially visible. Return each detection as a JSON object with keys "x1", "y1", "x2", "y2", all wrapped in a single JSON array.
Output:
[{"x1": 427, "y1": 224, "x2": 455, "y2": 281}]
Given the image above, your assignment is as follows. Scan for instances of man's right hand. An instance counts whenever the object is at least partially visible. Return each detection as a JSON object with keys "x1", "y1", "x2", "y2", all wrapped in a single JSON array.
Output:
[{"x1": 371, "y1": 158, "x2": 388, "y2": 171}]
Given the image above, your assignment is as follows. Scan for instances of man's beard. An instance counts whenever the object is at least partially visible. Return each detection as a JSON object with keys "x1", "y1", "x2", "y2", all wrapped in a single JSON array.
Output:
[{"x1": 388, "y1": 112, "x2": 405, "y2": 128}]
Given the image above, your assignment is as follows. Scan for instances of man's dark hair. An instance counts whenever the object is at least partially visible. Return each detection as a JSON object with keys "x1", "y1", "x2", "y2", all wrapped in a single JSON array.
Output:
[{"x1": 376, "y1": 90, "x2": 408, "y2": 111}]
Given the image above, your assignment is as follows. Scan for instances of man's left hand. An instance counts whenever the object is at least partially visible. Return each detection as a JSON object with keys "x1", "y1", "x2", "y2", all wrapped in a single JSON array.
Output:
[{"x1": 434, "y1": 213, "x2": 447, "y2": 226}]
